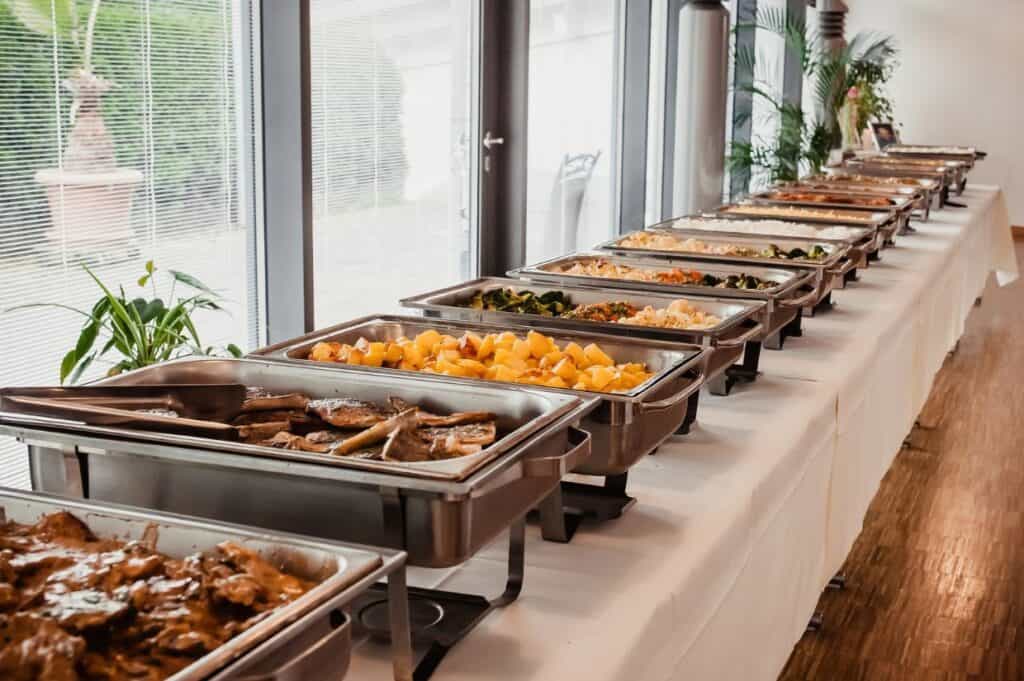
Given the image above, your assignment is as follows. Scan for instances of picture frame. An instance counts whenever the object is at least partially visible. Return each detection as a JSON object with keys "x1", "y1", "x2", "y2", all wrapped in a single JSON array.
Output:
[{"x1": 869, "y1": 121, "x2": 900, "y2": 150}]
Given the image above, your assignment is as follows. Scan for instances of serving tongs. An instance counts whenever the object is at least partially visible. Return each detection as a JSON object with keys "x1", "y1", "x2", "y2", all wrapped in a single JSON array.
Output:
[{"x1": 0, "y1": 383, "x2": 247, "y2": 440}]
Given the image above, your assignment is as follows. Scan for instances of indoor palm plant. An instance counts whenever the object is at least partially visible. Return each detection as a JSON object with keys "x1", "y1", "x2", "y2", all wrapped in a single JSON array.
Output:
[
  {"x1": 7, "y1": 262, "x2": 241, "y2": 384},
  {"x1": 727, "y1": 8, "x2": 897, "y2": 187}
]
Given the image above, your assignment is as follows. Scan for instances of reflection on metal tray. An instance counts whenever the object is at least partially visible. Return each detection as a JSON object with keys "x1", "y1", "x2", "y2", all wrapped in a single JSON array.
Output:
[
  {"x1": 0, "y1": 487, "x2": 413, "y2": 681},
  {"x1": 400, "y1": 276, "x2": 768, "y2": 396},
  {"x1": 783, "y1": 179, "x2": 931, "y2": 222},
  {"x1": 3, "y1": 357, "x2": 594, "y2": 567}
]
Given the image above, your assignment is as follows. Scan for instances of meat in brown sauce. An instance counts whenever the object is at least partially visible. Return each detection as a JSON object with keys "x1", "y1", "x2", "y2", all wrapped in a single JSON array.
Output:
[{"x1": 0, "y1": 511, "x2": 314, "y2": 681}]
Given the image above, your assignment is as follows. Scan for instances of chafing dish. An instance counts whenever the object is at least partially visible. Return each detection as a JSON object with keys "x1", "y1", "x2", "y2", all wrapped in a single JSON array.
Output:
[
  {"x1": 251, "y1": 315, "x2": 709, "y2": 538},
  {"x1": 0, "y1": 487, "x2": 413, "y2": 681},
  {"x1": 509, "y1": 251, "x2": 819, "y2": 350},
  {"x1": 885, "y1": 144, "x2": 979, "y2": 166},
  {"x1": 750, "y1": 187, "x2": 916, "y2": 238},
  {"x1": 607, "y1": 227, "x2": 861, "y2": 289},
  {"x1": 788, "y1": 178, "x2": 931, "y2": 221},
  {"x1": 669, "y1": 212, "x2": 882, "y2": 264},
  {"x1": 2, "y1": 357, "x2": 594, "y2": 567},
  {"x1": 842, "y1": 159, "x2": 958, "y2": 200},
  {"x1": 401, "y1": 276, "x2": 766, "y2": 396},
  {"x1": 715, "y1": 201, "x2": 901, "y2": 248}
]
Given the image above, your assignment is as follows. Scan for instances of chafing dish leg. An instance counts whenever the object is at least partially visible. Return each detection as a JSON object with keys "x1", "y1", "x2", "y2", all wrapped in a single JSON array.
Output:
[
  {"x1": 715, "y1": 341, "x2": 762, "y2": 396},
  {"x1": 354, "y1": 521, "x2": 528, "y2": 680},
  {"x1": 676, "y1": 391, "x2": 700, "y2": 434},
  {"x1": 975, "y1": 296, "x2": 983, "y2": 307},
  {"x1": 553, "y1": 474, "x2": 636, "y2": 524},
  {"x1": 806, "y1": 611, "x2": 824, "y2": 633},
  {"x1": 386, "y1": 567, "x2": 415, "y2": 681},
  {"x1": 536, "y1": 486, "x2": 584, "y2": 543},
  {"x1": 806, "y1": 292, "x2": 833, "y2": 318}
]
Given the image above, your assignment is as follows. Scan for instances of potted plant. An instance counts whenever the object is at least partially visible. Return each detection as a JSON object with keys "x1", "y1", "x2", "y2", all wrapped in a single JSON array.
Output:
[
  {"x1": 727, "y1": 9, "x2": 897, "y2": 188},
  {"x1": 6, "y1": 261, "x2": 241, "y2": 384},
  {"x1": 12, "y1": 0, "x2": 142, "y2": 250}
]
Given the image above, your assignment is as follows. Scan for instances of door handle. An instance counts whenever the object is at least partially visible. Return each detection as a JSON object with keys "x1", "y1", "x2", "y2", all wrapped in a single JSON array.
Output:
[{"x1": 483, "y1": 131, "x2": 505, "y2": 150}]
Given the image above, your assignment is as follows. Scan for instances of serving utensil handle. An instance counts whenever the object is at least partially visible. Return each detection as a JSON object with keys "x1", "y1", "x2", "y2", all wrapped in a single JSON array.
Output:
[{"x1": 777, "y1": 285, "x2": 821, "y2": 310}]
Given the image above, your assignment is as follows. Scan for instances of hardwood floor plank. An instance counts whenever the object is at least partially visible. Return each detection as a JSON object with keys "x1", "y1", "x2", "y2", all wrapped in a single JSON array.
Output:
[{"x1": 778, "y1": 243, "x2": 1024, "y2": 681}]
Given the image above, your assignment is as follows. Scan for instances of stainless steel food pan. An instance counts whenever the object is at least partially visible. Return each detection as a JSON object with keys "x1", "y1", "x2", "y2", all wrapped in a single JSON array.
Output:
[
  {"x1": 249, "y1": 315, "x2": 709, "y2": 478},
  {"x1": 884, "y1": 144, "x2": 977, "y2": 164},
  {"x1": 599, "y1": 228, "x2": 860, "y2": 288},
  {"x1": 2, "y1": 358, "x2": 595, "y2": 568},
  {"x1": 508, "y1": 252, "x2": 819, "y2": 348},
  {"x1": 667, "y1": 213, "x2": 882, "y2": 261},
  {"x1": 400, "y1": 277, "x2": 767, "y2": 394},
  {"x1": 0, "y1": 487, "x2": 411, "y2": 681},
  {"x1": 716, "y1": 201, "x2": 901, "y2": 247},
  {"x1": 784, "y1": 179, "x2": 931, "y2": 221},
  {"x1": 750, "y1": 188, "x2": 916, "y2": 238}
]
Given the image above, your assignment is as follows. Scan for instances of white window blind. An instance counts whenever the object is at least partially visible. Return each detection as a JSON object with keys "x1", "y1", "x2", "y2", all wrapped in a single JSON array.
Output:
[{"x1": 0, "y1": 0, "x2": 260, "y2": 487}]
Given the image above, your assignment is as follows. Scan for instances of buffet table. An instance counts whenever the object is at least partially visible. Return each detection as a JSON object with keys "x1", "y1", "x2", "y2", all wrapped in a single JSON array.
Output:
[{"x1": 312, "y1": 187, "x2": 1017, "y2": 679}]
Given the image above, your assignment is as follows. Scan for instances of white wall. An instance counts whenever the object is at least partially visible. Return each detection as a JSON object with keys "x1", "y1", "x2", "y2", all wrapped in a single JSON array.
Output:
[{"x1": 847, "y1": 0, "x2": 1024, "y2": 224}]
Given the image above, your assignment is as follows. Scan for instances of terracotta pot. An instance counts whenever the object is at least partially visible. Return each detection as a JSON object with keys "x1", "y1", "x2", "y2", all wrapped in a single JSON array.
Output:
[{"x1": 35, "y1": 168, "x2": 143, "y2": 248}]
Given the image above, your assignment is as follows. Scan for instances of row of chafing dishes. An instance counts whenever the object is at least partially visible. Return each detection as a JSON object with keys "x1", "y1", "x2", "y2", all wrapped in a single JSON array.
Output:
[{"x1": 0, "y1": 144, "x2": 981, "y2": 680}]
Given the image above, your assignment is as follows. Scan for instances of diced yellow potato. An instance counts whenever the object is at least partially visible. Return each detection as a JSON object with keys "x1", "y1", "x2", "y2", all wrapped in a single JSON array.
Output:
[
  {"x1": 436, "y1": 358, "x2": 469, "y2": 377},
  {"x1": 415, "y1": 329, "x2": 442, "y2": 353},
  {"x1": 525, "y1": 358, "x2": 539, "y2": 369},
  {"x1": 457, "y1": 358, "x2": 487, "y2": 376},
  {"x1": 384, "y1": 344, "x2": 404, "y2": 364},
  {"x1": 397, "y1": 360, "x2": 418, "y2": 371},
  {"x1": 584, "y1": 343, "x2": 614, "y2": 367},
  {"x1": 439, "y1": 348, "x2": 462, "y2": 363},
  {"x1": 497, "y1": 331, "x2": 517, "y2": 345},
  {"x1": 309, "y1": 342, "x2": 338, "y2": 362},
  {"x1": 544, "y1": 375, "x2": 568, "y2": 388},
  {"x1": 621, "y1": 362, "x2": 646, "y2": 374},
  {"x1": 493, "y1": 347, "x2": 515, "y2": 366},
  {"x1": 512, "y1": 338, "x2": 532, "y2": 360},
  {"x1": 564, "y1": 341, "x2": 586, "y2": 366},
  {"x1": 403, "y1": 344, "x2": 425, "y2": 368},
  {"x1": 552, "y1": 357, "x2": 577, "y2": 381},
  {"x1": 526, "y1": 330, "x2": 552, "y2": 358},
  {"x1": 493, "y1": 365, "x2": 523, "y2": 382},
  {"x1": 539, "y1": 350, "x2": 564, "y2": 369},
  {"x1": 440, "y1": 335, "x2": 460, "y2": 351},
  {"x1": 354, "y1": 337, "x2": 371, "y2": 353},
  {"x1": 346, "y1": 349, "x2": 365, "y2": 366},
  {"x1": 587, "y1": 365, "x2": 615, "y2": 390},
  {"x1": 476, "y1": 334, "x2": 496, "y2": 360}
]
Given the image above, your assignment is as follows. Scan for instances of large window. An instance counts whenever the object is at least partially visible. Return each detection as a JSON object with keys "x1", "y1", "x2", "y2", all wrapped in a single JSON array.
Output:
[
  {"x1": 309, "y1": 0, "x2": 477, "y2": 325},
  {"x1": 525, "y1": 0, "x2": 621, "y2": 263},
  {"x1": 0, "y1": 0, "x2": 259, "y2": 487}
]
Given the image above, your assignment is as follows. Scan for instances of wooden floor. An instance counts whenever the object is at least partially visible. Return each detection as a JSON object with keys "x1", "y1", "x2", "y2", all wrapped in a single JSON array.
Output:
[{"x1": 779, "y1": 242, "x2": 1024, "y2": 681}]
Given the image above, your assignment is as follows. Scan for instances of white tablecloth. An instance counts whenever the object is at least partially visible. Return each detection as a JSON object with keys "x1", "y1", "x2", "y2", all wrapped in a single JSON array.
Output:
[{"x1": 353, "y1": 186, "x2": 1018, "y2": 681}]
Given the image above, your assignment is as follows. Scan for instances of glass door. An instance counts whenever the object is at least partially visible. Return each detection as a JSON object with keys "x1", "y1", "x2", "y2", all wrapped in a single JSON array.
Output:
[{"x1": 309, "y1": 0, "x2": 478, "y2": 324}]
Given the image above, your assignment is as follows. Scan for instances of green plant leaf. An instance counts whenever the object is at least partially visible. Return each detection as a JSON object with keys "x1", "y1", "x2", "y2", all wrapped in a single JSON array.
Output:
[
  {"x1": 75, "y1": 320, "x2": 100, "y2": 360},
  {"x1": 140, "y1": 299, "x2": 166, "y2": 323},
  {"x1": 145, "y1": 260, "x2": 155, "y2": 274},
  {"x1": 137, "y1": 274, "x2": 150, "y2": 287},
  {"x1": 59, "y1": 348, "x2": 78, "y2": 384},
  {"x1": 68, "y1": 353, "x2": 94, "y2": 385},
  {"x1": 169, "y1": 270, "x2": 217, "y2": 295},
  {"x1": 9, "y1": 0, "x2": 74, "y2": 37},
  {"x1": 226, "y1": 343, "x2": 243, "y2": 358}
]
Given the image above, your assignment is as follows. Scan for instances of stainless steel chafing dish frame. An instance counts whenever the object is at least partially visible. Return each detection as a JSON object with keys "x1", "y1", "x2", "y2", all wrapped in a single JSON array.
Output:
[
  {"x1": 749, "y1": 188, "x2": 916, "y2": 238},
  {"x1": 508, "y1": 251, "x2": 819, "y2": 350},
  {"x1": 607, "y1": 226, "x2": 861, "y2": 290},
  {"x1": 400, "y1": 276, "x2": 768, "y2": 397},
  {"x1": 715, "y1": 200, "x2": 902, "y2": 249},
  {"x1": 0, "y1": 487, "x2": 415, "y2": 681},
  {"x1": 2, "y1": 357, "x2": 596, "y2": 567},
  {"x1": 250, "y1": 314, "x2": 712, "y2": 538},
  {"x1": 863, "y1": 157, "x2": 965, "y2": 192},
  {"x1": 786, "y1": 178, "x2": 931, "y2": 222}
]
